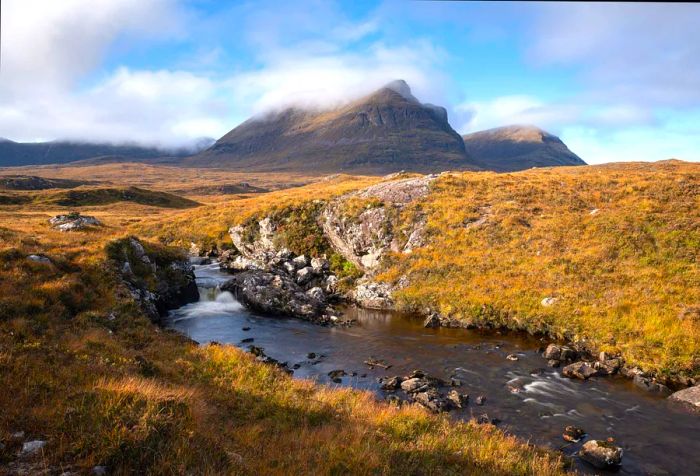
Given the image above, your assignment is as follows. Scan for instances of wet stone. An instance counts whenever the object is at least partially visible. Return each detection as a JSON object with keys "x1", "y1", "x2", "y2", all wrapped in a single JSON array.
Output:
[
  {"x1": 447, "y1": 390, "x2": 469, "y2": 408},
  {"x1": 240, "y1": 337, "x2": 254, "y2": 343},
  {"x1": 475, "y1": 395, "x2": 486, "y2": 406},
  {"x1": 563, "y1": 425, "x2": 586, "y2": 442},
  {"x1": 579, "y1": 440, "x2": 623, "y2": 470}
]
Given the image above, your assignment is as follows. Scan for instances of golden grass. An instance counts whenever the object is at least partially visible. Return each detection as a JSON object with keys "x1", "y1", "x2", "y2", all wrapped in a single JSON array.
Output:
[
  {"x1": 379, "y1": 161, "x2": 700, "y2": 377},
  {"x1": 0, "y1": 177, "x2": 567, "y2": 474}
]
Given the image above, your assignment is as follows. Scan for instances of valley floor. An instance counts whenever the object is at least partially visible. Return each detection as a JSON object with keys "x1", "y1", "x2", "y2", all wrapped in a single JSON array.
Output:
[
  {"x1": 1, "y1": 159, "x2": 698, "y2": 474},
  {"x1": 0, "y1": 180, "x2": 566, "y2": 475}
]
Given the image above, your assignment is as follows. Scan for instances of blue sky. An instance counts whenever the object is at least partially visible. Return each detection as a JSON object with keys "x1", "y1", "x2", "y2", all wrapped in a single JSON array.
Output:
[{"x1": 1, "y1": 0, "x2": 699, "y2": 164}]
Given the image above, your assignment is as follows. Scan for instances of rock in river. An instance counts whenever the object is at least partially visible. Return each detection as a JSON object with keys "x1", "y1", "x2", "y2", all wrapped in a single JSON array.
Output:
[
  {"x1": 579, "y1": 440, "x2": 623, "y2": 469},
  {"x1": 562, "y1": 425, "x2": 586, "y2": 442},
  {"x1": 562, "y1": 361, "x2": 598, "y2": 380},
  {"x1": 669, "y1": 385, "x2": 700, "y2": 410}
]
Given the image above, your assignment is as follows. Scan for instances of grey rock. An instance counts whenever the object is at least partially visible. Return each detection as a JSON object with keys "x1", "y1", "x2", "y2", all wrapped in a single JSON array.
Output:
[
  {"x1": 446, "y1": 390, "x2": 469, "y2": 408},
  {"x1": 325, "y1": 275, "x2": 339, "y2": 293},
  {"x1": 310, "y1": 257, "x2": 330, "y2": 272},
  {"x1": 563, "y1": 425, "x2": 586, "y2": 442},
  {"x1": 296, "y1": 266, "x2": 315, "y2": 285},
  {"x1": 292, "y1": 255, "x2": 309, "y2": 269},
  {"x1": 562, "y1": 362, "x2": 598, "y2": 380},
  {"x1": 380, "y1": 376, "x2": 401, "y2": 391},
  {"x1": 413, "y1": 389, "x2": 450, "y2": 413},
  {"x1": 669, "y1": 385, "x2": 700, "y2": 409},
  {"x1": 21, "y1": 440, "x2": 46, "y2": 456},
  {"x1": 27, "y1": 254, "x2": 51, "y2": 264},
  {"x1": 49, "y1": 213, "x2": 102, "y2": 231},
  {"x1": 400, "y1": 377, "x2": 432, "y2": 394},
  {"x1": 353, "y1": 280, "x2": 393, "y2": 309},
  {"x1": 92, "y1": 467, "x2": 108, "y2": 475},
  {"x1": 579, "y1": 440, "x2": 623, "y2": 469},
  {"x1": 222, "y1": 271, "x2": 329, "y2": 322},
  {"x1": 305, "y1": 287, "x2": 326, "y2": 302}
]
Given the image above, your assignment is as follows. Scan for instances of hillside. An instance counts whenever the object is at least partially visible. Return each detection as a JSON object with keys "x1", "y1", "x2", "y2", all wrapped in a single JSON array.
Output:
[
  {"x1": 186, "y1": 80, "x2": 478, "y2": 174},
  {"x1": 0, "y1": 138, "x2": 213, "y2": 167},
  {"x1": 0, "y1": 186, "x2": 200, "y2": 209},
  {"x1": 462, "y1": 125, "x2": 586, "y2": 172}
]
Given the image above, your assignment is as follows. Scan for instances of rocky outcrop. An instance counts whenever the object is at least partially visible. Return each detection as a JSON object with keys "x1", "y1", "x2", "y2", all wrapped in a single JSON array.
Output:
[
  {"x1": 352, "y1": 280, "x2": 394, "y2": 309},
  {"x1": 321, "y1": 175, "x2": 435, "y2": 271},
  {"x1": 49, "y1": 212, "x2": 102, "y2": 231},
  {"x1": 108, "y1": 237, "x2": 199, "y2": 322}
]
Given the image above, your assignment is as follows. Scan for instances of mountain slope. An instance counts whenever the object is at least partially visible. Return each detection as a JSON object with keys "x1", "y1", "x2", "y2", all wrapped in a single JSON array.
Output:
[
  {"x1": 0, "y1": 138, "x2": 214, "y2": 167},
  {"x1": 462, "y1": 125, "x2": 586, "y2": 172},
  {"x1": 187, "y1": 80, "x2": 477, "y2": 174}
]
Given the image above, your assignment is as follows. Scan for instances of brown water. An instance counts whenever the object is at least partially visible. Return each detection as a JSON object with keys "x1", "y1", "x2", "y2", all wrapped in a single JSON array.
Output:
[{"x1": 165, "y1": 262, "x2": 700, "y2": 475}]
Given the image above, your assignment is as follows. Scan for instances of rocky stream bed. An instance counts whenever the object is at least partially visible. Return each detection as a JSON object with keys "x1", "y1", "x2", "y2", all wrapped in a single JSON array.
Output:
[{"x1": 164, "y1": 261, "x2": 700, "y2": 476}]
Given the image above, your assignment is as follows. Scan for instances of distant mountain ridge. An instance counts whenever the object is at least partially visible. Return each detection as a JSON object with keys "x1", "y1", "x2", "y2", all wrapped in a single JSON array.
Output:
[
  {"x1": 186, "y1": 80, "x2": 478, "y2": 174},
  {"x1": 462, "y1": 125, "x2": 586, "y2": 172},
  {"x1": 0, "y1": 138, "x2": 215, "y2": 167}
]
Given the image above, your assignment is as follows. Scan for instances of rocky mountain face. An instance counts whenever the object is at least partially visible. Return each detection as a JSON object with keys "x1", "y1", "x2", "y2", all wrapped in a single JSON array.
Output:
[
  {"x1": 462, "y1": 125, "x2": 586, "y2": 172},
  {"x1": 187, "y1": 80, "x2": 477, "y2": 174}
]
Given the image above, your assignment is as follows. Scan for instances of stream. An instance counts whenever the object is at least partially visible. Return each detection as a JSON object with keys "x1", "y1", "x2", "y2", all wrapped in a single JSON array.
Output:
[{"x1": 164, "y1": 261, "x2": 700, "y2": 475}]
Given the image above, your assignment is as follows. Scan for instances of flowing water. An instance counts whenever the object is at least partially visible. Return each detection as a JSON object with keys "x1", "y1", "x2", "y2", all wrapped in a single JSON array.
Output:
[{"x1": 165, "y1": 262, "x2": 700, "y2": 475}]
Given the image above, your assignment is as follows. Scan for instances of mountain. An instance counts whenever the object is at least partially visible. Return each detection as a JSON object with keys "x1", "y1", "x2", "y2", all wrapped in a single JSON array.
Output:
[
  {"x1": 186, "y1": 80, "x2": 477, "y2": 174},
  {"x1": 461, "y1": 125, "x2": 586, "y2": 172},
  {"x1": 0, "y1": 138, "x2": 214, "y2": 167}
]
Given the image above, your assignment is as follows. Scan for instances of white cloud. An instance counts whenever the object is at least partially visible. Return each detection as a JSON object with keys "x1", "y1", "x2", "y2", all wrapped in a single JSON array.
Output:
[
  {"x1": 528, "y1": 3, "x2": 700, "y2": 106},
  {"x1": 229, "y1": 40, "x2": 446, "y2": 116},
  {"x1": 0, "y1": 0, "x2": 448, "y2": 145}
]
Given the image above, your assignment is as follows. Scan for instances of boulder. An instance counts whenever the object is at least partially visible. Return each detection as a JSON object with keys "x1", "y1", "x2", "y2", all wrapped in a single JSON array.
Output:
[
  {"x1": 321, "y1": 176, "x2": 436, "y2": 271},
  {"x1": 49, "y1": 212, "x2": 102, "y2": 231},
  {"x1": 562, "y1": 362, "x2": 598, "y2": 380},
  {"x1": 400, "y1": 377, "x2": 432, "y2": 394},
  {"x1": 222, "y1": 271, "x2": 329, "y2": 322},
  {"x1": 413, "y1": 389, "x2": 450, "y2": 413},
  {"x1": 669, "y1": 385, "x2": 700, "y2": 409},
  {"x1": 27, "y1": 254, "x2": 51, "y2": 264},
  {"x1": 541, "y1": 297, "x2": 558, "y2": 307},
  {"x1": 353, "y1": 280, "x2": 393, "y2": 309},
  {"x1": 543, "y1": 344, "x2": 577, "y2": 363},
  {"x1": 579, "y1": 440, "x2": 623, "y2": 469}
]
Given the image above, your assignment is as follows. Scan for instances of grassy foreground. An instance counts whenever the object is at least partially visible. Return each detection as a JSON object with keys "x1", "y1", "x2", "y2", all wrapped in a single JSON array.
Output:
[{"x1": 0, "y1": 197, "x2": 567, "y2": 474}]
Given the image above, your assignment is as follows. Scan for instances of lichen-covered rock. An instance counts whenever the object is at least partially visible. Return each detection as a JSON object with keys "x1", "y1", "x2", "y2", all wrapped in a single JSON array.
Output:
[
  {"x1": 352, "y1": 280, "x2": 393, "y2": 309},
  {"x1": 579, "y1": 440, "x2": 623, "y2": 469},
  {"x1": 413, "y1": 389, "x2": 451, "y2": 413},
  {"x1": 296, "y1": 266, "x2": 316, "y2": 285},
  {"x1": 49, "y1": 212, "x2": 101, "y2": 231}
]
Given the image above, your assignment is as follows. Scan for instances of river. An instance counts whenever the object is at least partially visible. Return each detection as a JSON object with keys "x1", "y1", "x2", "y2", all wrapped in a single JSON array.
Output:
[{"x1": 164, "y1": 261, "x2": 700, "y2": 475}]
